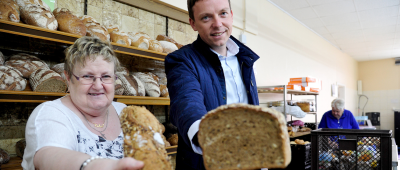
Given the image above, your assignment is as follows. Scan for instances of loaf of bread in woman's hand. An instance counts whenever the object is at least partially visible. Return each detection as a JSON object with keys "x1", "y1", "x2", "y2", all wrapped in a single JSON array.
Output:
[
  {"x1": 0, "y1": 0, "x2": 20, "y2": 23},
  {"x1": 20, "y1": 4, "x2": 57, "y2": 30},
  {"x1": 198, "y1": 104, "x2": 291, "y2": 170},
  {"x1": 120, "y1": 106, "x2": 173, "y2": 170},
  {"x1": 53, "y1": 8, "x2": 86, "y2": 36}
]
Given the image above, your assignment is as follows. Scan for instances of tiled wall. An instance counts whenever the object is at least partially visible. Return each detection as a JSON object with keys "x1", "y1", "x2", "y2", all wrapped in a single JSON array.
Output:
[
  {"x1": 362, "y1": 89, "x2": 400, "y2": 132},
  {"x1": 55, "y1": 0, "x2": 198, "y2": 45}
]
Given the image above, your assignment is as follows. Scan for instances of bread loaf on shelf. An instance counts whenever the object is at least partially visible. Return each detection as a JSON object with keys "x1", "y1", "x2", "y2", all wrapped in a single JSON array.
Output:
[
  {"x1": 116, "y1": 73, "x2": 145, "y2": 96},
  {"x1": 105, "y1": 24, "x2": 119, "y2": 34},
  {"x1": 110, "y1": 30, "x2": 131, "y2": 46},
  {"x1": 50, "y1": 63, "x2": 66, "y2": 81},
  {"x1": 0, "y1": 51, "x2": 4, "y2": 66},
  {"x1": 114, "y1": 78, "x2": 124, "y2": 95},
  {"x1": 133, "y1": 72, "x2": 160, "y2": 97},
  {"x1": 0, "y1": 148, "x2": 10, "y2": 164},
  {"x1": 5, "y1": 53, "x2": 49, "y2": 78},
  {"x1": 29, "y1": 68, "x2": 67, "y2": 93},
  {"x1": 15, "y1": 0, "x2": 50, "y2": 11},
  {"x1": 116, "y1": 66, "x2": 129, "y2": 76},
  {"x1": 159, "y1": 41, "x2": 178, "y2": 54},
  {"x1": 128, "y1": 32, "x2": 150, "y2": 50},
  {"x1": 0, "y1": 0, "x2": 20, "y2": 23},
  {"x1": 149, "y1": 40, "x2": 163, "y2": 53},
  {"x1": 80, "y1": 15, "x2": 110, "y2": 41},
  {"x1": 167, "y1": 134, "x2": 178, "y2": 146},
  {"x1": 198, "y1": 104, "x2": 291, "y2": 170},
  {"x1": 159, "y1": 84, "x2": 169, "y2": 97},
  {"x1": 156, "y1": 34, "x2": 183, "y2": 49},
  {"x1": 53, "y1": 8, "x2": 86, "y2": 36},
  {"x1": 0, "y1": 66, "x2": 27, "y2": 91},
  {"x1": 120, "y1": 106, "x2": 173, "y2": 170},
  {"x1": 20, "y1": 4, "x2": 58, "y2": 30}
]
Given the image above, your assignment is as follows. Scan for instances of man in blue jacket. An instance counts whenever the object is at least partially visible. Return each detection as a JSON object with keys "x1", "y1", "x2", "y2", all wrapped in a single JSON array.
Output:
[
  {"x1": 165, "y1": 0, "x2": 260, "y2": 169},
  {"x1": 318, "y1": 98, "x2": 360, "y2": 129}
]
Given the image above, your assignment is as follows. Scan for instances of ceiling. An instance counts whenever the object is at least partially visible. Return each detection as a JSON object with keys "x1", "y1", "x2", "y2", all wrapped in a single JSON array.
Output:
[{"x1": 269, "y1": 0, "x2": 400, "y2": 61}]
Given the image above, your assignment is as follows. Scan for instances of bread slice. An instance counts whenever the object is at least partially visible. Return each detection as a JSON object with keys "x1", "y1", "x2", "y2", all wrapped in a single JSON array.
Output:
[{"x1": 198, "y1": 104, "x2": 291, "y2": 170}]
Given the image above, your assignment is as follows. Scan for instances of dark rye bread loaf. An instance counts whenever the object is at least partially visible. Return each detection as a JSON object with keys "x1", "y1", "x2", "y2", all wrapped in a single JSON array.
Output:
[
  {"x1": 116, "y1": 73, "x2": 145, "y2": 96},
  {"x1": 133, "y1": 72, "x2": 160, "y2": 97},
  {"x1": 198, "y1": 104, "x2": 291, "y2": 170},
  {"x1": 5, "y1": 53, "x2": 48, "y2": 78},
  {"x1": 120, "y1": 106, "x2": 172, "y2": 170},
  {"x1": 29, "y1": 68, "x2": 67, "y2": 93},
  {"x1": 0, "y1": 66, "x2": 27, "y2": 91}
]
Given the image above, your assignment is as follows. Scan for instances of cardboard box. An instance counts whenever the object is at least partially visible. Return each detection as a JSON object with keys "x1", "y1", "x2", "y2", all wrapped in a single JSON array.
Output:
[
  {"x1": 289, "y1": 77, "x2": 317, "y2": 83},
  {"x1": 301, "y1": 86, "x2": 310, "y2": 91},
  {"x1": 289, "y1": 79, "x2": 322, "y2": 89}
]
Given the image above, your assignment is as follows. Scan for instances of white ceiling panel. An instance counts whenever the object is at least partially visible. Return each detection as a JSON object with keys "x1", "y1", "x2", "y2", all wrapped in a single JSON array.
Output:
[
  {"x1": 354, "y1": 0, "x2": 399, "y2": 11},
  {"x1": 271, "y1": 0, "x2": 309, "y2": 11},
  {"x1": 357, "y1": 6, "x2": 398, "y2": 21},
  {"x1": 325, "y1": 21, "x2": 361, "y2": 33},
  {"x1": 269, "y1": 0, "x2": 400, "y2": 61},
  {"x1": 312, "y1": 0, "x2": 356, "y2": 17},
  {"x1": 321, "y1": 12, "x2": 359, "y2": 26}
]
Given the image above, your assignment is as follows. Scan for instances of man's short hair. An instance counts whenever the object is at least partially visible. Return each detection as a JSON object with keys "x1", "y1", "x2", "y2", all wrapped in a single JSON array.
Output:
[
  {"x1": 187, "y1": 0, "x2": 231, "y2": 21},
  {"x1": 331, "y1": 98, "x2": 345, "y2": 110}
]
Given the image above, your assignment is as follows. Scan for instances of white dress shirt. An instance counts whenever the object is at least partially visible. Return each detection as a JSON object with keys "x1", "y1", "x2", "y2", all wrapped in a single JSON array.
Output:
[{"x1": 188, "y1": 38, "x2": 249, "y2": 155}]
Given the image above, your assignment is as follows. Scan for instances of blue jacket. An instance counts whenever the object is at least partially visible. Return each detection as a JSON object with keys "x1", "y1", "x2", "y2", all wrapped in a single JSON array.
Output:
[
  {"x1": 318, "y1": 109, "x2": 360, "y2": 129},
  {"x1": 165, "y1": 35, "x2": 260, "y2": 170}
]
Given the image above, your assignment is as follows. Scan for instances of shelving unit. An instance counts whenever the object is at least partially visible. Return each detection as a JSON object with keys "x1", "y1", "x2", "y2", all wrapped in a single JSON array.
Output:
[
  {"x1": 0, "y1": 19, "x2": 178, "y2": 159},
  {"x1": 258, "y1": 85, "x2": 319, "y2": 138}
]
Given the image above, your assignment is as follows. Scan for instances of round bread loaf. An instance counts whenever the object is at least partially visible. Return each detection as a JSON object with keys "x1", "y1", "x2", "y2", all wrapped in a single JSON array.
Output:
[
  {"x1": 29, "y1": 68, "x2": 67, "y2": 93},
  {"x1": 5, "y1": 53, "x2": 49, "y2": 78},
  {"x1": 15, "y1": 0, "x2": 50, "y2": 11},
  {"x1": 133, "y1": 72, "x2": 160, "y2": 97},
  {"x1": 120, "y1": 106, "x2": 173, "y2": 170},
  {"x1": 110, "y1": 30, "x2": 131, "y2": 46},
  {"x1": 159, "y1": 84, "x2": 169, "y2": 97},
  {"x1": 50, "y1": 63, "x2": 66, "y2": 80},
  {"x1": 128, "y1": 32, "x2": 150, "y2": 50},
  {"x1": 114, "y1": 78, "x2": 124, "y2": 95},
  {"x1": 116, "y1": 73, "x2": 145, "y2": 96},
  {"x1": 0, "y1": 148, "x2": 10, "y2": 164},
  {"x1": 156, "y1": 34, "x2": 183, "y2": 49},
  {"x1": 53, "y1": 8, "x2": 86, "y2": 36},
  {"x1": 20, "y1": 4, "x2": 58, "y2": 30},
  {"x1": 0, "y1": 65, "x2": 27, "y2": 91},
  {"x1": 0, "y1": 51, "x2": 4, "y2": 66},
  {"x1": 149, "y1": 40, "x2": 163, "y2": 53},
  {"x1": 105, "y1": 24, "x2": 119, "y2": 34},
  {"x1": 0, "y1": 0, "x2": 20, "y2": 23},
  {"x1": 198, "y1": 104, "x2": 291, "y2": 170},
  {"x1": 80, "y1": 15, "x2": 110, "y2": 41},
  {"x1": 158, "y1": 41, "x2": 178, "y2": 54}
]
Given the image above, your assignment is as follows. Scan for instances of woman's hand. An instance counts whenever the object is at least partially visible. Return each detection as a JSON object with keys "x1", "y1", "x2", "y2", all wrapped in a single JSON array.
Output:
[
  {"x1": 113, "y1": 157, "x2": 144, "y2": 170},
  {"x1": 85, "y1": 157, "x2": 144, "y2": 170}
]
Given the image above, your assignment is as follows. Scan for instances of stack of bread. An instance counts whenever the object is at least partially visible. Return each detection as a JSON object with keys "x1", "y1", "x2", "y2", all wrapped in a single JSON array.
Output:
[{"x1": 120, "y1": 106, "x2": 172, "y2": 170}]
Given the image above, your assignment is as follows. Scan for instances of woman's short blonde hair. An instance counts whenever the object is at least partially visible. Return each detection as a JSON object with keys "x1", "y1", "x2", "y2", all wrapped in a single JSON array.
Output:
[{"x1": 64, "y1": 36, "x2": 120, "y2": 78}]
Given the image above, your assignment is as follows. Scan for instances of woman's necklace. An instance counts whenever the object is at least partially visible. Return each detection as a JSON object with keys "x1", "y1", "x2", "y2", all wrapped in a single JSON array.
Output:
[{"x1": 70, "y1": 96, "x2": 109, "y2": 139}]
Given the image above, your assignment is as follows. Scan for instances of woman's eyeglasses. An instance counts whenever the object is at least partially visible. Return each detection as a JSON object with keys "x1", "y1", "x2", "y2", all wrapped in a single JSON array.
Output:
[{"x1": 72, "y1": 73, "x2": 117, "y2": 85}]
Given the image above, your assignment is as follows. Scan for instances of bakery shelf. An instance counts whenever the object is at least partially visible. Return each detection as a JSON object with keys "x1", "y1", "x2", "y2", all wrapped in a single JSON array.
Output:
[
  {"x1": 0, "y1": 90, "x2": 170, "y2": 105},
  {"x1": 166, "y1": 145, "x2": 178, "y2": 155},
  {"x1": 257, "y1": 85, "x2": 319, "y2": 128},
  {"x1": 0, "y1": 20, "x2": 167, "y2": 61}
]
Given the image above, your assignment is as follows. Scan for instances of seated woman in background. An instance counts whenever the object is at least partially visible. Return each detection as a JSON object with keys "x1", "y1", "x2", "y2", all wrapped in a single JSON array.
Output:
[
  {"x1": 318, "y1": 98, "x2": 360, "y2": 129},
  {"x1": 22, "y1": 37, "x2": 144, "y2": 170}
]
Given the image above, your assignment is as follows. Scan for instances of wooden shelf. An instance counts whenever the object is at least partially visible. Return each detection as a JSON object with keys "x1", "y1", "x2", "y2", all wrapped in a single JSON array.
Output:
[
  {"x1": 257, "y1": 86, "x2": 319, "y2": 95},
  {"x1": 2, "y1": 146, "x2": 177, "y2": 170},
  {"x1": 0, "y1": 90, "x2": 170, "y2": 105},
  {"x1": 0, "y1": 20, "x2": 167, "y2": 61}
]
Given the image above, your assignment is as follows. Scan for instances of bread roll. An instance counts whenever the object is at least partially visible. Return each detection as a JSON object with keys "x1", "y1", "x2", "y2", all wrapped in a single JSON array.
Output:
[
  {"x1": 15, "y1": 0, "x2": 50, "y2": 11},
  {"x1": 5, "y1": 53, "x2": 49, "y2": 78},
  {"x1": 120, "y1": 106, "x2": 173, "y2": 170},
  {"x1": 110, "y1": 30, "x2": 131, "y2": 46},
  {"x1": 20, "y1": 4, "x2": 58, "y2": 30},
  {"x1": 156, "y1": 34, "x2": 183, "y2": 49},
  {"x1": 53, "y1": 8, "x2": 86, "y2": 36},
  {"x1": 80, "y1": 15, "x2": 109, "y2": 41},
  {"x1": 105, "y1": 24, "x2": 119, "y2": 34},
  {"x1": 198, "y1": 104, "x2": 291, "y2": 170},
  {"x1": 29, "y1": 68, "x2": 67, "y2": 93},
  {"x1": 159, "y1": 41, "x2": 178, "y2": 54},
  {"x1": 116, "y1": 73, "x2": 145, "y2": 96},
  {"x1": 0, "y1": 0, "x2": 20, "y2": 23},
  {"x1": 128, "y1": 32, "x2": 149, "y2": 50},
  {"x1": 114, "y1": 78, "x2": 124, "y2": 95},
  {"x1": 0, "y1": 51, "x2": 4, "y2": 66},
  {"x1": 0, "y1": 66, "x2": 27, "y2": 91},
  {"x1": 133, "y1": 72, "x2": 160, "y2": 97},
  {"x1": 159, "y1": 84, "x2": 169, "y2": 97},
  {"x1": 149, "y1": 40, "x2": 163, "y2": 53},
  {"x1": 167, "y1": 134, "x2": 178, "y2": 146}
]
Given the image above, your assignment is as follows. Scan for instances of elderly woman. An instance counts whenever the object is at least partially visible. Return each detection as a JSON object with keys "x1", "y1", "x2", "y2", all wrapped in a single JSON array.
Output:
[
  {"x1": 22, "y1": 37, "x2": 143, "y2": 170},
  {"x1": 318, "y1": 98, "x2": 359, "y2": 129}
]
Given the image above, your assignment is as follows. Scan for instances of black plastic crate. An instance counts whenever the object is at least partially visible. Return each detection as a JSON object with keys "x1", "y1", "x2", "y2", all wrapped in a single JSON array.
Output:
[
  {"x1": 286, "y1": 143, "x2": 312, "y2": 170},
  {"x1": 311, "y1": 128, "x2": 392, "y2": 170}
]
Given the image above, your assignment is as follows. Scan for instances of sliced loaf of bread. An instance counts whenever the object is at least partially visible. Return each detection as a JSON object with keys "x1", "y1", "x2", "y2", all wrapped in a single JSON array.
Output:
[
  {"x1": 198, "y1": 104, "x2": 291, "y2": 170},
  {"x1": 29, "y1": 68, "x2": 67, "y2": 93}
]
